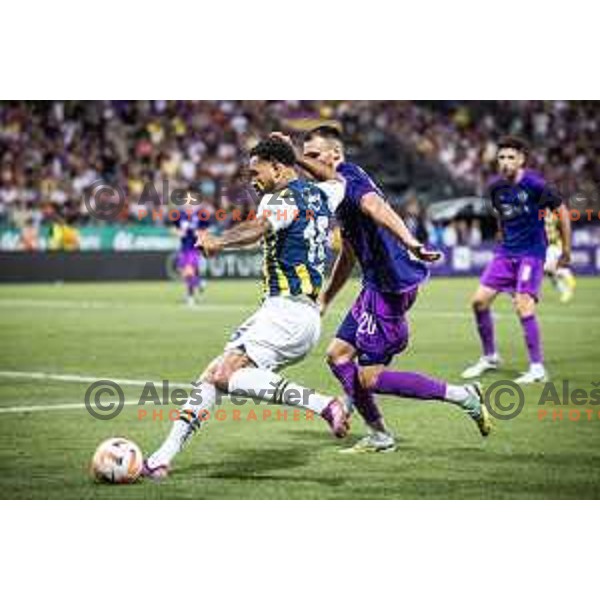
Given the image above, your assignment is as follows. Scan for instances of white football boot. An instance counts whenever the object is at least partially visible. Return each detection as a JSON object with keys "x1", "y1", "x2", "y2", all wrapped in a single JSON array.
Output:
[
  {"x1": 514, "y1": 364, "x2": 548, "y2": 384},
  {"x1": 461, "y1": 355, "x2": 502, "y2": 379}
]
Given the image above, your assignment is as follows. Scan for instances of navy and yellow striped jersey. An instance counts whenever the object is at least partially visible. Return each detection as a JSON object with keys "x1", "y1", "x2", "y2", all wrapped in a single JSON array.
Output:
[
  {"x1": 258, "y1": 179, "x2": 334, "y2": 300},
  {"x1": 545, "y1": 211, "x2": 562, "y2": 247}
]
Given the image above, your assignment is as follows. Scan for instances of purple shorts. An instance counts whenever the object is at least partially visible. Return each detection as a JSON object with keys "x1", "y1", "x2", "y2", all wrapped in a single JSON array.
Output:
[
  {"x1": 480, "y1": 254, "x2": 544, "y2": 300},
  {"x1": 336, "y1": 287, "x2": 418, "y2": 366},
  {"x1": 177, "y1": 249, "x2": 201, "y2": 271}
]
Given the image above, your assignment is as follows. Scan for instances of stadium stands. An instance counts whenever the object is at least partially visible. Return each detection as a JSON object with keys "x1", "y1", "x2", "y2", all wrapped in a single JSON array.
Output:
[{"x1": 0, "y1": 101, "x2": 598, "y2": 235}]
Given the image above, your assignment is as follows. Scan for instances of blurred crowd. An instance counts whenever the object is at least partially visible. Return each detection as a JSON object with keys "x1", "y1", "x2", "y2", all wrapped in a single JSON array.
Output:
[
  {"x1": 410, "y1": 101, "x2": 599, "y2": 195},
  {"x1": 1, "y1": 100, "x2": 598, "y2": 237}
]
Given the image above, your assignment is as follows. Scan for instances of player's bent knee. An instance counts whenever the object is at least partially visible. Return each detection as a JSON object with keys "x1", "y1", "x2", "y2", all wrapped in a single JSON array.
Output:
[
  {"x1": 199, "y1": 356, "x2": 222, "y2": 384},
  {"x1": 326, "y1": 339, "x2": 356, "y2": 365},
  {"x1": 472, "y1": 295, "x2": 489, "y2": 311},
  {"x1": 514, "y1": 294, "x2": 535, "y2": 318},
  {"x1": 211, "y1": 364, "x2": 233, "y2": 391},
  {"x1": 472, "y1": 286, "x2": 496, "y2": 312},
  {"x1": 357, "y1": 366, "x2": 382, "y2": 391},
  {"x1": 212, "y1": 353, "x2": 253, "y2": 391}
]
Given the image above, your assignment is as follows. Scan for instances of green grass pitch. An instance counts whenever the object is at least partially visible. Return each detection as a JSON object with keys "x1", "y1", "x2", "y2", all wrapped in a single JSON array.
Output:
[{"x1": 0, "y1": 277, "x2": 599, "y2": 499}]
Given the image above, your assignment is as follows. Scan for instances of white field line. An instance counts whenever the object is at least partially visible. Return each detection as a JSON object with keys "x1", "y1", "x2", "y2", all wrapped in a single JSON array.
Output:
[
  {"x1": 0, "y1": 370, "x2": 190, "y2": 388},
  {"x1": 0, "y1": 299, "x2": 247, "y2": 311},
  {"x1": 0, "y1": 370, "x2": 192, "y2": 415},
  {"x1": 0, "y1": 297, "x2": 597, "y2": 322},
  {"x1": 0, "y1": 400, "x2": 141, "y2": 414}
]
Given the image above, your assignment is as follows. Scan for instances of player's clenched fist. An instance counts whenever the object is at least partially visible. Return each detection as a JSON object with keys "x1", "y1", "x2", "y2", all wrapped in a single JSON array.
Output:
[
  {"x1": 269, "y1": 131, "x2": 293, "y2": 147},
  {"x1": 410, "y1": 243, "x2": 443, "y2": 263},
  {"x1": 196, "y1": 230, "x2": 222, "y2": 258}
]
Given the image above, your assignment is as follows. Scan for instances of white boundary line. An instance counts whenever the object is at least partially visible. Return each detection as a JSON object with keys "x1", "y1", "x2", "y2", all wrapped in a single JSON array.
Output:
[
  {"x1": 0, "y1": 299, "x2": 247, "y2": 311},
  {"x1": 0, "y1": 297, "x2": 597, "y2": 322},
  {"x1": 0, "y1": 370, "x2": 192, "y2": 415},
  {"x1": 0, "y1": 400, "x2": 141, "y2": 414},
  {"x1": 0, "y1": 370, "x2": 190, "y2": 388}
]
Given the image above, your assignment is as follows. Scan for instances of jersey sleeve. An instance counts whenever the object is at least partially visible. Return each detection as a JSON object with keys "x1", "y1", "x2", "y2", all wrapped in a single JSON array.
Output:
[
  {"x1": 257, "y1": 193, "x2": 298, "y2": 232},
  {"x1": 316, "y1": 180, "x2": 346, "y2": 212},
  {"x1": 337, "y1": 164, "x2": 378, "y2": 207}
]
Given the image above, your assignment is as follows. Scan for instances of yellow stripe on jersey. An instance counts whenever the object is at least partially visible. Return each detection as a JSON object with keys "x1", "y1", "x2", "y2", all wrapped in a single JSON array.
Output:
[
  {"x1": 294, "y1": 264, "x2": 313, "y2": 295},
  {"x1": 275, "y1": 262, "x2": 290, "y2": 294},
  {"x1": 262, "y1": 245, "x2": 269, "y2": 297},
  {"x1": 263, "y1": 232, "x2": 290, "y2": 296},
  {"x1": 545, "y1": 212, "x2": 561, "y2": 246}
]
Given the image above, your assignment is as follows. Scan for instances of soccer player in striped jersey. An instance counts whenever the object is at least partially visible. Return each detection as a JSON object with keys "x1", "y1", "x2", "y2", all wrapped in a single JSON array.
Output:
[
  {"x1": 544, "y1": 208, "x2": 576, "y2": 303},
  {"x1": 143, "y1": 138, "x2": 349, "y2": 478}
]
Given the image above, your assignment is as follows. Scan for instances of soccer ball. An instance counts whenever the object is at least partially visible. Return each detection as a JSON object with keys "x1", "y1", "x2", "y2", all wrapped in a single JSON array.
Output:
[{"x1": 91, "y1": 437, "x2": 143, "y2": 484}]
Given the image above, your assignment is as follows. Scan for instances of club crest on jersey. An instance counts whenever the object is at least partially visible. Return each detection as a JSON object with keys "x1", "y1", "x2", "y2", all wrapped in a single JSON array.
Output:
[{"x1": 302, "y1": 188, "x2": 323, "y2": 210}]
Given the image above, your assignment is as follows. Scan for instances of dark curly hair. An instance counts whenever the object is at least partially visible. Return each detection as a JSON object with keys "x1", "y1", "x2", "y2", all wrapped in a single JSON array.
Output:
[
  {"x1": 498, "y1": 135, "x2": 529, "y2": 157},
  {"x1": 249, "y1": 138, "x2": 296, "y2": 166}
]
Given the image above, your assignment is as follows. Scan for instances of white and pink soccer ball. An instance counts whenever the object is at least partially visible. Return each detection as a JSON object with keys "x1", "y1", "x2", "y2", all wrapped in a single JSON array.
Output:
[{"x1": 91, "y1": 437, "x2": 143, "y2": 484}]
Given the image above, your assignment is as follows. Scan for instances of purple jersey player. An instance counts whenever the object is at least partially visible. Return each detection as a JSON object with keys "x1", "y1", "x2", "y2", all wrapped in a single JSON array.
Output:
[
  {"x1": 174, "y1": 195, "x2": 212, "y2": 305},
  {"x1": 273, "y1": 127, "x2": 491, "y2": 452},
  {"x1": 462, "y1": 136, "x2": 569, "y2": 384}
]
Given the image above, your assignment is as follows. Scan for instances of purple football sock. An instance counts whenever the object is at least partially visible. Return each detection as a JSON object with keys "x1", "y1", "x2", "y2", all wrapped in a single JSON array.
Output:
[
  {"x1": 475, "y1": 308, "x2": 496, "y2": 356},
  {"x1": 186, "y1": 275, "x2": 198, "y2": 296},
  {"x1": 372, "y1": 370, "x2": 447, "y2": 401},
  {"x1": 329, "y1": 360, "x2": 382, "y2": 425},
  {"x1": 520, "y1": 314, "x2": 543, "y2": 364}
]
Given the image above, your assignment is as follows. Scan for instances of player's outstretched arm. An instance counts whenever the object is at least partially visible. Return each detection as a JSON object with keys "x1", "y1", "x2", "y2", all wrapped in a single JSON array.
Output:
[
  {"x1": 196, "y1": 218, "x2": 270, "y2": 257},
  {"x1": 296, "y1": 155, "x2": 337, "y2": 182},
  {"x1": 320, "y1": 237, "x2": 356, "y2": 316},
  {"x1": 557, "y1": 204, "x2": 572, "y2": 267},
  {"x1": 360, "y1": 192, "x2": 441, "y2": 262}
]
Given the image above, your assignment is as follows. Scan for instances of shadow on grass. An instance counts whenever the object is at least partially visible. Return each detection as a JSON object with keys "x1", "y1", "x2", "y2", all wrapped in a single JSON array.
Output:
[{"x1": 177, "y1": 443, "x2": 346, "y2": 487}]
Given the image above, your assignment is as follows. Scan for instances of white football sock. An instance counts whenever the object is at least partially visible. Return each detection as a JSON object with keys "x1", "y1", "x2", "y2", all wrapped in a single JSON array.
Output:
[
  {"x1": 228, "y1": 367, "x2": 331, "y2": 414},
  {"x1": 147, "y1": 380, "x2": 216, "y2": 468},
  {"x1": 445, "y1": 384, "x2": 470, "y2": 405}
]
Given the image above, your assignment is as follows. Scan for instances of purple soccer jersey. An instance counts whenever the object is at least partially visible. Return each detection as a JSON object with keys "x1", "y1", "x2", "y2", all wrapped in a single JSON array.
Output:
[
  {"x1": 488, "y1": 169, "x2": 561, "y2": 259},
  {"x1": 336, "y1": 162, "x2": 429, "y2": 293},
  {"x1": 174, "y1": 205, "x2": 212, "y2": 274},
  {"x1": 334, "y1": 162, "x2": 428, "y2": 365},
  {"x1": 482, "y1": 169, "x2": 561, "y2": 299},
  {"x1": 176, "y1": 248, "x2": 201, "y2": 271},
  {"x1": 174, "y1": 205, "x2": 212, "y2": 251}
]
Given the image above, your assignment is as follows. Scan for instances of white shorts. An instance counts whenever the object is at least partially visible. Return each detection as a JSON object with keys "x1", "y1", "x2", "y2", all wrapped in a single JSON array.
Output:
[
  {"x1": 544, "y1": 244, "x2": 562, "y2": 273},
  {"x1": 224, "y1": 296, "x2": 321, "y2": 371}
]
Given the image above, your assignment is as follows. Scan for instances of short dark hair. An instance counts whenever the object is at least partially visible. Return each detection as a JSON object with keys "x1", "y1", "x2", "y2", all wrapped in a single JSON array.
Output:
[
  {"x1": 305, "y1": 125, "x2": 344, "y2": 144},
  {"x1": 497, "y1": 136, "x2": 529, "y2": 156},
  {"x1": 249, "y1": 138, "x2": 296, "y2": 166}
]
